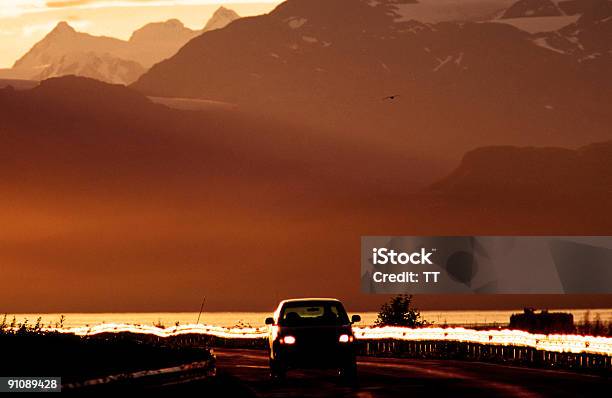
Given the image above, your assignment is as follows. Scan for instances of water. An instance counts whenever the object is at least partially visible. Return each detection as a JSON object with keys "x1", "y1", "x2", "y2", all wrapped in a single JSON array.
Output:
[{"x1": 4, "y1": 309, "x2": 611, "y2": 329}]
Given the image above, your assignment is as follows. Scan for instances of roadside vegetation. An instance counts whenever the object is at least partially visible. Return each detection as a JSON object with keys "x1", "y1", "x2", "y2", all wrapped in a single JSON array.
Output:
[
  {"x1": 372, "y1": 298, "x2": 612, "y2": 337},
  {"x1": 375, "y1": 295, "x2": 429, "y2": 327},
  {"x1": 578, "y1": 311, "x2": 612, "y2": 337},
  {"x1": 0, "y1": 314, "x2": 213, "y2": 384}
]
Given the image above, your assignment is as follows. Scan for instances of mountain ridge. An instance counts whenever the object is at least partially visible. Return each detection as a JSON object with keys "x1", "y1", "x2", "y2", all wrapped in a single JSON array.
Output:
[
  {"x1": 131, "y1": 0, "x2": 612, "y2": 163},
  {"x1": 430, "y1": 142, "x2": 612, "y2": 196},
  {"x1": 1, "y1": 6, "x2": 240, "y2": 85}
]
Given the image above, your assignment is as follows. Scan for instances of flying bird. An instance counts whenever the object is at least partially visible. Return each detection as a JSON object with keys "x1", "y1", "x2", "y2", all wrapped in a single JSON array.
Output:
[{"x1": 382, "y1": 95, "x2": 400, "y2": 101}]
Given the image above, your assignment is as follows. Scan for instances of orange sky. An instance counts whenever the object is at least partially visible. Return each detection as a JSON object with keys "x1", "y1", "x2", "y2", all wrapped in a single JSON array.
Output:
[{"x1": 0, "y1": 1, "x2": 281, "y2": 68}]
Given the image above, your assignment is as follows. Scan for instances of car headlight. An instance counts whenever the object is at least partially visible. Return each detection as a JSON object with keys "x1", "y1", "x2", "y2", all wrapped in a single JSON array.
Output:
[
  {"x1": 338, "y1": 334, "x2": 353, "y2": 343},
  {"x1": 281, "y1": 335, "x2": 296, "y2": 345}
]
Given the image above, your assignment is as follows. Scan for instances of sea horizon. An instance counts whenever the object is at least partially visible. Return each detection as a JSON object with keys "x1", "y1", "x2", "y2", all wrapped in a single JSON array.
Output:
[{"x1": 5, "y1": 308, "x2": 612, "y2": 329}]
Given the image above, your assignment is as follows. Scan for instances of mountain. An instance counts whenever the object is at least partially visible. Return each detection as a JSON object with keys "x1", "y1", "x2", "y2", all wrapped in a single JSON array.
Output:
[
  {"x1": 2, "y1": 76, "x2": 611, "y2": 311},
  {"x1": 12, "y1": 22, "x2": 126, "y2": 70},
  {"x1": 125, "y1": 8, "x2": 241, "y2": 67},
  {"x1": 127, "y1": 19, "x2": 204, "y2": 67},
  {"x1": 0, "y1": 6, "x2": 240, "y2": 84},
  {"x1": 557, "y1": 0, "x2": 612, "y2": 14},
  {"x1": 493, "y1": 0, "x2": 612, "y2": 33},
  {"x1": 36, "y1": 52, "x2": 146, "y2": 85},
  {"x1": 0, "y1": 75, "x2": 429, "y2": 200},
  {"x1": 4, "y1": 22, "x2": 138, "y2": 84},
  {"x1": 500, "y1": 0, "x2": 562, "y2": 18},
  {"x1": 535, "y1": 0, "x2": 612, "y2": 55},
  {"x1": 0, "y1": 75, "x2": 443, "y2": 309},
  {"x1": 373, "y1": 0, "x2": 516, "y2": 23},
  {"x1": 204, "y1": 6, "x2": 241, "y2": 31},
  {"x1": 519, "y1": 0, "x2": 612, "y2": 80},
  {"x1": 132, "y1": 0, "x2": 612, "y2": 165},
  {"x1": 499, "y1": 0, "x2": 612, "y2": 19},
  {"x1": 430, "y1": 142, "x2": 612, "y2": 197},
  {"x1": 0, "y1": 78, "x2": 39, "y2": 90}
]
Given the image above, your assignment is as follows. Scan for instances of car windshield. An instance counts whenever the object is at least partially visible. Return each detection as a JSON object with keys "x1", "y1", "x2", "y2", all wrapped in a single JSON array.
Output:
[{"x1": 279, "y1": 301, "x2": 350, "y2": 326}]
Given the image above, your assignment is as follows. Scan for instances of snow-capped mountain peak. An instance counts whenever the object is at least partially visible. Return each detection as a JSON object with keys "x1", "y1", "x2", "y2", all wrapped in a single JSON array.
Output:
[
  {"x1": 2, "y1": 7, "x2": 241, "y2": 84},
  {"x1": 37, "y1": 52, "x2": 146, "y2": 85}
]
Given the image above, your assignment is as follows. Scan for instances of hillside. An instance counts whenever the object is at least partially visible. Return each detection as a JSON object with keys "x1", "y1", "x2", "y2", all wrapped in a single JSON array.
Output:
[
  {"x1": 132, "y1": 0, "x2": 612, "y2": 164},
  {"x1": 2, "y1": 76, "x2": 611, "y2": 310},
  {"x1": 430, "y1": 142, "x2": 612, "y2": 197}
]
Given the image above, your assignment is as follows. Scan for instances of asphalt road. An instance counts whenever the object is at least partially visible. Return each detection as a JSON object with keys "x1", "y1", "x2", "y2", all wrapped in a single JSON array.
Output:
[{"x1": 167, "y1": 348, "x2": 611, "y2": 397}]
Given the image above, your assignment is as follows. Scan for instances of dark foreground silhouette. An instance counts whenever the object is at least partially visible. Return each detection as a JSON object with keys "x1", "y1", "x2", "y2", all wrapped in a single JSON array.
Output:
[
  {"x1": 0, "y1": 331, "x2": 212, "y2": 385},
  {"x1": 162, "y1": 348, "x2": 611, "y2": 397}
]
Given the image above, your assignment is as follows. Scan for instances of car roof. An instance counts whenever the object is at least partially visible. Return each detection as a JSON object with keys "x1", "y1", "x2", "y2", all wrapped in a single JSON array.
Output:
[{"x1": 279, "y1": 298, "x2": 341, "y2": 304}]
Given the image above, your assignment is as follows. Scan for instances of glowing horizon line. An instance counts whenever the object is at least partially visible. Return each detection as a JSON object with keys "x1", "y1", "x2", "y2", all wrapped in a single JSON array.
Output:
[{"x1": 18, "y1": 323, "x2": 612, "y2": 356}]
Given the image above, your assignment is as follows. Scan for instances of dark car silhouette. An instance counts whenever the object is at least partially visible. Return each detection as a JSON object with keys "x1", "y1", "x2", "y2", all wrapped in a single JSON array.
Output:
[{"x1": 265, "y1": 298, "x2": 361, "y2": 379}]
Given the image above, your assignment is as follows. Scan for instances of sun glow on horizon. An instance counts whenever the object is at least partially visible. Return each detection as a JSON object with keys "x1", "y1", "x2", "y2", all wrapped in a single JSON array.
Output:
[
  {"x1": 26, "y1": 322, "x2": 612, "y2": 356},
  {"x1": 1, "y1": 0, "x2": 280, "y2": 18}
]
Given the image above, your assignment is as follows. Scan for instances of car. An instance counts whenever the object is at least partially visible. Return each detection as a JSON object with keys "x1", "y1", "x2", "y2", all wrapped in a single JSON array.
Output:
[{"x1": 265, "y1": 298, "x2": 361, "y2": 380}]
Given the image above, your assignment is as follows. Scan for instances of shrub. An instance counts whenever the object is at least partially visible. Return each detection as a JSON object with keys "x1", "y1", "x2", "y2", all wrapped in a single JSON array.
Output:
[{"x1": 375, "y1": 294, "x2": 427, "y2": 327}]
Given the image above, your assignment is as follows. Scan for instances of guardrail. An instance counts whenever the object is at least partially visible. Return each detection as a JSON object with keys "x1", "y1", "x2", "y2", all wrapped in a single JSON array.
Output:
[
  {"x1": 41, "y1": 323, "x2": 611, "y2": 373},
  {"x1": 45, "y1": 324, "x2": 612, "y2": 354},
  {"x1": 357, "y1": 339, "x2": 611, "y2": 373},
  {"x1": 353, "y1": 327, "x2": 612, "y2": 356},
  {"x1": 62, "y1": 358, "x2": 216, "y2": 390}
]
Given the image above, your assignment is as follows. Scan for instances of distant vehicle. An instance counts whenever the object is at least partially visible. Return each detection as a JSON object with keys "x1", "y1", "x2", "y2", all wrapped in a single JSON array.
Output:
[{"x1": 265, "y1": 298, "x2": 361, "y2": 379}]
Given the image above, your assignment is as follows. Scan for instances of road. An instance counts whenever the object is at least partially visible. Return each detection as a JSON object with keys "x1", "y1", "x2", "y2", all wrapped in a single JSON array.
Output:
[{"x1": 164, "y1": 348, "x2": 610, "y2": 397}]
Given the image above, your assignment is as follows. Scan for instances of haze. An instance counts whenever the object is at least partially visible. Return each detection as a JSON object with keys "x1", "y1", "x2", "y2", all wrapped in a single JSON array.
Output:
[
  {"x1": 0, "y1": 0, "x2": 281, "y2": 68},
  {"x1": 1, "y1": 0, "x2": 611, "y2": 312}
]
